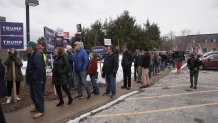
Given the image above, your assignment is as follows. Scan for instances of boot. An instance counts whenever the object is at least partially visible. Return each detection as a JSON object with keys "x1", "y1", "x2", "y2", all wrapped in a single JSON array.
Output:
[
  {"x1": 6, "y1": 96, "x2": 11, "y2": 104},
  {"x1": 17, "y1": 95, "x2": 21, "y2": 101},
  {"x1": 56, "y1": 101, "x2": 64, "y2": 107}
]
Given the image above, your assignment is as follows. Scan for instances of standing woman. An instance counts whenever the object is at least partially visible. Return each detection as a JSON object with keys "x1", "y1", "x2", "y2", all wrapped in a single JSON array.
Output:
[
  {"x1": 4, "y1": 48, "x2": 23, "y2": 104},
  {"x1": 52, "y1": 48, "x2": 73, "y2": 106}
]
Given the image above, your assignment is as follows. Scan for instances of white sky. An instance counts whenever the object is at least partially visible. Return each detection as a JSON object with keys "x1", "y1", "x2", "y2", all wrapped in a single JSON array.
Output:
[{"x1": 1, "y1": 0, "x2": 218, "y2": 42}]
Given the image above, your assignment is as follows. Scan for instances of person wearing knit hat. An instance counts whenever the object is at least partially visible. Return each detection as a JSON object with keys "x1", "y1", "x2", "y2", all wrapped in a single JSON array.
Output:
[
  {"x1": 27, "y1": 41, "x2": 37, "y2": 49},
  {"x1": 26, "y1": 41, "x2": 46, "y2": 119}
]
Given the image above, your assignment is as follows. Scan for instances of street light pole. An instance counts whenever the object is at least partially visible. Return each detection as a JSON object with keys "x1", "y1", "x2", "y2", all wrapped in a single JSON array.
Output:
[
  {"x1": 26, "y1": 4, "x2": 30, "y2": 43},
  {"x1": 25, "y1": 0, "x2": 39, "y2": 44}
]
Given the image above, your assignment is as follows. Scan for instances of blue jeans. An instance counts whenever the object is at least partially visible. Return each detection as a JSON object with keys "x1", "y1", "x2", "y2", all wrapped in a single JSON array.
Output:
[
  {"x1": 90, "y1": 75, "x2": 99, "y2": 94},
  {"x1": 149, "y1": 64, "x2": 153, "y2": 78},
  {"x1": 105, "y1": 73, "x2": 116, "y2": 95},
  {"x1": 30, "y1": 81, "x2": 44, "y2": 113},
  {"x1": 160, "y1": 61, "x2": 166, "y2": 71},
  {"x1": 75, "y1": 71, "x2": 91, "y2": 96}
]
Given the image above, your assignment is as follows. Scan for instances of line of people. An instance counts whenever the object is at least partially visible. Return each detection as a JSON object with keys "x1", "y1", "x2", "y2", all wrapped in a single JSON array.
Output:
[{"x1": 0, "y1": 42, "x2": 180, "y2": 120}]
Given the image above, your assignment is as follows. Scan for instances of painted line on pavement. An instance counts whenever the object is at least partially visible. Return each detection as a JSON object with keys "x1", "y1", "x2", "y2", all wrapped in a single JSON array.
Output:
[
  {"x1": 128, "y1": 89, "x2": 218, "y2": 100},
  {"x1": 88, "y1": 102, "x2": 218, "y2": 119}
]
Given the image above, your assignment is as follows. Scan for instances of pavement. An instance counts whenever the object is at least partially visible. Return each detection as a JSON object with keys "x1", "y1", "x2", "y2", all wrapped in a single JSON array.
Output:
[
  {"x1": 80, "y1": 70, "x2": 218, "y2": 123},
  {"x1": 4, "y1": 68, "x2": 170, "y2": 123}
]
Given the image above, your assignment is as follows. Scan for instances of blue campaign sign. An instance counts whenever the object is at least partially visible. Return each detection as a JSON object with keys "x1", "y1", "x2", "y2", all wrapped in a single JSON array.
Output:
[
  {"x1": 0, "y1": 22, "x2": 24, "y2": 49},
  {"x1": 0, "y1": 22, "x2": 23, "y2": 36},
  {"x1": 44, "y1": 26, "x2": 55, "y2": 53},
  {"x1": 44, "y1": 26, "x2": 55, "y2": 40},
  {"x1": 1, "y1": 36, "x2": 24, "y2": 49},
  {"x1": 92, "y1": 46, "x2": 105, "y2": 54}
]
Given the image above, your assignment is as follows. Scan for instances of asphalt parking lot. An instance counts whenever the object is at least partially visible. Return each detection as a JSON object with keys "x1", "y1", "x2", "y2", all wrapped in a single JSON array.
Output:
[{"x1": 81, "y1": 70, "x2": 218, "y2": 123}]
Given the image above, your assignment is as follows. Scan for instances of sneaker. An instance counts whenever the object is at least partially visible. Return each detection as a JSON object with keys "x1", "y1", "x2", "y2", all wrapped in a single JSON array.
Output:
[
  {"x1": 110, "y1": 94, "x2": 115, "y2": 98},
  {"x1": 74, "y1": 95, "x2": 84, "y2": 99},
  {"x1": 140, "y1": 85, "x2": 148, "y2": 89},
  {"x1": 6, "y1": 96, "x2": 11, "y2": 104},
  {"x1": 94, "y1": 92, "x2": 100, "y2": 95},
  {"x1": 68, "y1": 98, "x2": 73, "y2": 105},
  {"x1": 190, "y1": 85, "x2": 193, "y2": 88},
  {"x1": 87, "y1": 94, "x2": 91, "y2": 100},
  {"x1": 33, "y1": 112, "x2": 44, "y2": 119},
  {"x1": 102, "y1": 92, "x2": 110, "y2": 96},
  {"x1": 17, "y1": 95, "x2": 21, "y2": 101},
  {"x1": 121, "y1": 86, "x2": 127, "y2": 89},
  {"x1": 127, "y1": 87, "x2": 131, "y2": 90},
  {"x1": 56, "y1": 101, "x2": 64, "y2": 107},
  {"x1": 30, "y1": 108, "x2": 37, "y2": 113},
  {"x1": 194, "y1": 86, "x2": 197, "y2": 89}
]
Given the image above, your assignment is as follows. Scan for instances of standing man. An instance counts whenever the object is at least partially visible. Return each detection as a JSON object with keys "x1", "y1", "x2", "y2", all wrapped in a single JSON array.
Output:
[
  {"x1": 35, "y1": 44, "x2": 47, "y2": 95},
  {"x1": 102, "y1": 46, "x2": 119, "y2": 98},
  {"x1": 121, "y1": 46, "x2": 133, "y2": 90},
  {"x1": 26, "y1": 41, "x2": 45, "y2": 119},
  {"x1": 133, "y1": 50, "x2": 140, "y2": 82},
  {"x1": 140, "y1": 51, "x2": 150, "y2": 88},
  {"x1": 73, "y1": 42, "x2": 91, "y2": 99},
  {"x1": 187, "y1": 53, "x2": 202, "y2": 89}
]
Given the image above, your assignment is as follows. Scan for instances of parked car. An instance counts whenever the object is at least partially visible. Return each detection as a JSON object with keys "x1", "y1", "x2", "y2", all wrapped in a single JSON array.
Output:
[
  {"x1": 203, "y1": 51, "x2": 218, "y2": 58},
  {"x1": 202, "y1": 54, "x2": 218, "y2": 70}
]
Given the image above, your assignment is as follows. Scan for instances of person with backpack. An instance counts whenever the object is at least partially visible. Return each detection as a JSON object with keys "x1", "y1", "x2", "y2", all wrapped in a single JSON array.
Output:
[{"x1": 52, "y1": 48, "x2": 73, "y2": 106}]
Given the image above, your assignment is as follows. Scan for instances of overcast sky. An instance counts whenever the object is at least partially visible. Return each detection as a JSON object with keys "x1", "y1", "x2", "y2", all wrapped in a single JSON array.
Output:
[{"x1": 1, "y1": 0, "x2": 218, "y2": 42}]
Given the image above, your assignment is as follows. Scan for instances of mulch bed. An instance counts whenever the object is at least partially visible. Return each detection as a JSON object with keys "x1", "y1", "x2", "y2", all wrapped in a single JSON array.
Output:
[{"x1": 0, "y1": 76, "x2": 106, "y2": 113}]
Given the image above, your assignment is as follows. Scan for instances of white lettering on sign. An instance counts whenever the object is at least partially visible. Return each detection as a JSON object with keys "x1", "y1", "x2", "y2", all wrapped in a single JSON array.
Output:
[
  {"x1": 3, "y1": 40, "x2": 23, "y2": 45},
  {"x1": 2, "y1": 26, "x2": 22, "y2": 31}
]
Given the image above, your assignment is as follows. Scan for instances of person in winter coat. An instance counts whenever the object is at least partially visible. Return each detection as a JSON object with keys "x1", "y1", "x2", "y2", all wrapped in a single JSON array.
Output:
[
  {"x1": 187, "y1": 53, "x2": 202, "y2": 89},
  {"x1": 4, "y1": 48, "x2": 23, "y2": 104},
  {"x1": 52, "y1": 48, "x2": 73, "y2": 106},
  {"x1": 0, "y1": 58, "x2": 6, "y2": 123},
  {"x1": 65, "y1": 45, "x2": 75, "y2": 89},
  {"x1": 73, "y1": 42, "x2": 91, "y2": 99},
  {"x1": 176, "y1": 59, "x2": 182, "y2": 73},
  {"x1": 140, "y1": 51, "x2": 150, "y2": 88},
  {"x1": 133, "y1": 50, "x2": 140, "y2": 82},
  {"x1": 121, "y1": 46, "x2": 133, "y2": 90},
  {"x1": 26, "y1": 41, "x2": 45, "y2": 119},
  {"x1": 102, "y1": 46, "x2": 119, "y2": 98},
  {"x1": 88, "y1": 53, "x2": 100, "y2": 95},
  {"x1": 35, "y1": 44, "x2": 47, "y2": 95}
]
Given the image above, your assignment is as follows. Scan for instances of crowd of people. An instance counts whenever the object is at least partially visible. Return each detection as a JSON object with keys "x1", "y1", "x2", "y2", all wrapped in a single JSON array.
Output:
[{"x1": 0, "y1": 40, "x2": 203, "y2": 122}]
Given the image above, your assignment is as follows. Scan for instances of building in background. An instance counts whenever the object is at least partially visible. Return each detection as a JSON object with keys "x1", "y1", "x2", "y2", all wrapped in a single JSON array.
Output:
[{"x1": 175, "y1": 33, "x2": 218, "y2": 52}]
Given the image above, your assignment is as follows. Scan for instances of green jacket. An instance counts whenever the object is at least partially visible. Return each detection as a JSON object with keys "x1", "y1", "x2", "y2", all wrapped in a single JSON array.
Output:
[
  {"x1": 4, "y1": 55, "x2": 23, "y2": 82},
  {"x1": 52, "y1": 55, "x2": 70, "y2": 85}
]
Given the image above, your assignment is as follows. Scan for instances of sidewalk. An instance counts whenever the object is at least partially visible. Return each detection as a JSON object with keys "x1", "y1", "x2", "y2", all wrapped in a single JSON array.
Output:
[{"x1": 5, "y1": 69, "x2": 170, "y2": 123}]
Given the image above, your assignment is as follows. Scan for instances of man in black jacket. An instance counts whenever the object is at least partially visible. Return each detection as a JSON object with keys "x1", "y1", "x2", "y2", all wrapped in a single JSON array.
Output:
[
  {"x1": 102, "y1": 46, "x2": 119, "y2": 98},
  {"x1": 26, "y1": 41, "x2": 45, "y2": 119},
  {"x1": 121, "y1": 46, "x2": 133, "y2": 90},
  {"x1": 140, "y1": 51, "x2": 151, "y2": 88},
  {"x1": 187, "y1": 53, "x2": 202, "y2": 89}
]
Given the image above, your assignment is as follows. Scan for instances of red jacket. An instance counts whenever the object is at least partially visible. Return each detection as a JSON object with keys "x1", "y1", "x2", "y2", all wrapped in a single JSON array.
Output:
[
  {"x1": 176, "y1": 61, "x2": 182, "y2": 69},
  {"x1": 88, "y1": 59, "x2": 98, "y2": 76}
]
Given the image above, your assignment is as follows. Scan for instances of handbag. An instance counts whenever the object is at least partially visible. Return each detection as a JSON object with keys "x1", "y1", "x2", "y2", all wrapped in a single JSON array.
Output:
[{"x1": 0, "y1": 80, "x2": 7, "y2": 98}]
